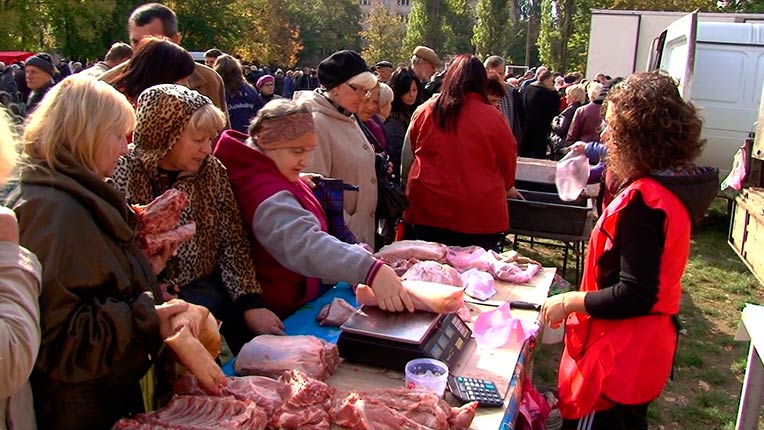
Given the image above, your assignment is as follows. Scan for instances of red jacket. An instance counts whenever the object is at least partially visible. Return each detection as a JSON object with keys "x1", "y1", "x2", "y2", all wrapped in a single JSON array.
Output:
[
  {"x1": 404, "y1": 93, "x2": 517, "y2": 234},
  {"x1": 558, "y1": 177, "x2": 689, "y2": 418}
]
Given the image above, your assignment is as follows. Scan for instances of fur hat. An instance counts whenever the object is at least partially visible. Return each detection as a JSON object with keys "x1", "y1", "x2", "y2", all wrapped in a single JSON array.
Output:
[
  {"x1": 413, "y1": 46, "x2": 440, "y2": 67},
  {"x1": 317, "y1": 50, "x2": 375, "y2": 90},
  {"x1": 25, "y1": 53, "x2": 56, "y2": 78}
]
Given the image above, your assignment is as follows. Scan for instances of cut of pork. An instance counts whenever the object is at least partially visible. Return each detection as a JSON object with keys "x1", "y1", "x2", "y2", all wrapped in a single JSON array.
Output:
[
  {"x1": 402, "y1": 261, "x2": 463, "y2": 287},
  {"x1": 235, "y1": 335, "x2": 340, "y2": 381}
]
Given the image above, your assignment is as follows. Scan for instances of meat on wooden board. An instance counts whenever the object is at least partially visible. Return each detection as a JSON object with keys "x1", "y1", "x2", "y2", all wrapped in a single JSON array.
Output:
[
  {"x1": 235, "y1": 335, "x2": 340, "y2": 381},
  {"x1": 375, "y1": 240, "x2": 449, "y2": 263},
  {"x1": 111, "y1": 395, "x2": 267, "y2": 430},
  {"x1": 402, "y1": 261, "x2": 463, "y2": 287},
  {"x1": 330, "y1": 388, "x2": 478, "y2": 430}
]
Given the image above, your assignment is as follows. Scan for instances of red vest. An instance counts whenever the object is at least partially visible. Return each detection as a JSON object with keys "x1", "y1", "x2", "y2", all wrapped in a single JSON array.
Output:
[
  {"x1": 558, "y1": 177, "x2": 690, "y2": 418},
  {"x1": 214, "y1": 130, "x2": 328, "y2": 318}
]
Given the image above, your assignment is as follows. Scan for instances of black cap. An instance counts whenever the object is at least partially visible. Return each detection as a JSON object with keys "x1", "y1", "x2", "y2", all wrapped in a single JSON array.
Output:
[
  {"x1": 25, "y1": 53, "x2": 56, "y2": 77},
  {"x1": 375, "y1": 60, "x2": 393, "y2": 69},
  {"x1": 317, "y1": 50, "x2": 369, "y2": 90}
]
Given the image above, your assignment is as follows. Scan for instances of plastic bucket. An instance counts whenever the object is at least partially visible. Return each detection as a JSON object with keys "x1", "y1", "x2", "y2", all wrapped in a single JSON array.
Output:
[{"x1": 405, "y1": 358, "x2": 449, "y2": 396}]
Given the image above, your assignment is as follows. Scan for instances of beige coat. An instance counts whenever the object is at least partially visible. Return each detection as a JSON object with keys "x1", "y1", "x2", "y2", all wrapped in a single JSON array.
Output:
[
  {"x1": 0, "y1": 243, "x2": 43, "y2": 430},
  {"x1": 294, "y1": 90, "x2": 378, "y2": 247}
]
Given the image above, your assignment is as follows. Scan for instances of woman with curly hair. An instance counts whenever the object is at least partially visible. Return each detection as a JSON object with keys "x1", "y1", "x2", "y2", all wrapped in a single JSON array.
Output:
[{"x1": 541, "y1": 72, "x2": 718, "y2": 430}]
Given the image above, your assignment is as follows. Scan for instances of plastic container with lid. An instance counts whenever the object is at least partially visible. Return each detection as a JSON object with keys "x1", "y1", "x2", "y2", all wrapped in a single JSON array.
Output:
[{"x1": 405, "y1": 358, "x2": 449, "y2": 396}]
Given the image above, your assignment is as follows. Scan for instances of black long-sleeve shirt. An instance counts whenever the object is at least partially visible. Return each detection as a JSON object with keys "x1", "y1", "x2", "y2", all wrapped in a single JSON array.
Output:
[{"x1": 584, "y1": 192, "x2": 667, "y2": 318}]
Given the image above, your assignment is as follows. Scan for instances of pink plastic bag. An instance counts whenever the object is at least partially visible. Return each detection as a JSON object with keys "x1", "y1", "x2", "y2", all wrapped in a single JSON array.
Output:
[
  {"x1": 516, "y1": 377, "x2": 553, "y2": 430},
  {"x1": 555, "y1": 151, "x2": 590, "y2": 201},
  {"x1": 721, "y1": 141, "x2": 749, "y2": 192},
  {"x1": 473, "y1": 303, "x2": 539, "y2": 349}
]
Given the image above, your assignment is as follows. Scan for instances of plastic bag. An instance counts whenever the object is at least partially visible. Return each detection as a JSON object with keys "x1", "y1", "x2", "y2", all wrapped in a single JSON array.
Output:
[
  {"x1": 720, "y1": 141, "x2": 748, "y2": 193},
  {"x1": 473, "y1": 303, "x2": 539, "y2": 349},
  {"x1": 555, "y1": 151, "x2": 590, "y2": 202},
  {"x1": 461, "y1": 268, "x2": 496, "y2": 301}
]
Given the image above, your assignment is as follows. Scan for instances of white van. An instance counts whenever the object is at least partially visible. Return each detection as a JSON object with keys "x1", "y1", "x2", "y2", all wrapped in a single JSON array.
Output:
[{"x1": 648, "y1": 11, "x2": 764, "y2": 177}]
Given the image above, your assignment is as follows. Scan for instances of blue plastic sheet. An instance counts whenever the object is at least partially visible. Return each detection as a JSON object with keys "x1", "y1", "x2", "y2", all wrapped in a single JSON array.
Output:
[{"x1": 222, "y1": 283, "x2": 358, "y2": 376}]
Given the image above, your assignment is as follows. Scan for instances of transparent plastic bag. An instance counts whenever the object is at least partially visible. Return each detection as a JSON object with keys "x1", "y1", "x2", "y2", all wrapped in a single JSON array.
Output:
[{"x1": 555, "y1": 151, "x2": 590, "y2": 201}]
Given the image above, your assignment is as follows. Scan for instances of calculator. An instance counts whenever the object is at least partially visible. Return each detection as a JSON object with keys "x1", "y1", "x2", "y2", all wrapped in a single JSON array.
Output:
[{"x1": 447, "y1": 375, "x2": 504, "y2": 407}]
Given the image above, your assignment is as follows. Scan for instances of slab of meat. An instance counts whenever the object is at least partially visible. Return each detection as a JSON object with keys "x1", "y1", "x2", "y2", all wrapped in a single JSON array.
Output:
[
  {"x1": 389, "y1": 257, "x2": 421, "y2": 276},
  {"x1": 163, "y1": 300, "x2": 226, "y2": 395},
  {"x1": 375, "y1": 241, "x2": 448, "y2": 263},
  {"x1": 112, "y1": 395, "x2": 267, "y2": 430},
  {"x1": 355, "y1": 280, "x2": 465, "y2": 314},
  {"x1": 447, "y1": 246, "x2": 541, "y2": 284},
  {"x1": 132, "y1": 188, "x2": 196, "y2": 257},
  {"x1": 402, "y1": 261, "x2": 463, "y2": 287},
  {"x1": 235, "y1": 335, "x2": 340, "y2": 381},
  {"x1": 269, "y1": 370, "x2": 336, "y2": 430},
  {"x1": 174, "y1": 373, "x2": 290, "y2": 417},
  {"x1": 132, "y1": 188, "x2": 189, "y2": 235},
  {"x1": 330, "y1": 388, "x2": 477, "y2": 430},
  {"x1": 317, "y1": 297, "x2": 358, "y2": 327},
  {"x1": 140, "y1": 222, "x2": 196, "y2": 257}
]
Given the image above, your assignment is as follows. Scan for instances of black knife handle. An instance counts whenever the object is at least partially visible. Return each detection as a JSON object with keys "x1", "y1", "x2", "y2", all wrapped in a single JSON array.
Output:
[{"x1": 509, "y1": 301, "x2": 542, "y2": 312}]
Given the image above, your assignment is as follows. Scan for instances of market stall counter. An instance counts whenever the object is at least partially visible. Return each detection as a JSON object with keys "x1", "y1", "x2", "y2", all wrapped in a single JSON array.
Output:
[{"x1": 234, "y1": 267, "x2": 555, "y2": 430}]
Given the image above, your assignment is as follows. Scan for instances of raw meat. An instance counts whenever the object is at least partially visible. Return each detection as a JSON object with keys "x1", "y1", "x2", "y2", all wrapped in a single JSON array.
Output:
[
  {"x1": 163, "y1": 300, "x2": 226, "y2": 395},
  {"x1": 132, "y1": 188, "x2": 196, "y2": 257},
  {"x1": 375, "y1": 241, "x2": 448, "y2": 263},
  {"x1": 140, "y1": 222, "x2": 196, "y2": 256},
  {"x1": 269, "y1": 370, "x2": 336, "y2": 430},
  {"x1": 132, "y1": 188, "x2": 189, "y2": 235},
  {"x1": 235, "y1": 335, "x2": 340, "y2": 381},
  {"x1": 355, "y1": 280, "x2": 465, "y2": 314},
  {"x1": 329, "y1": 388, "x2": 478, "y2": 430},
  {"x1": 389, "y1": 257, "x2": 421, "y2": 276},
  {"x1": 317, "y1": 298, "x2": 357, "y2": 327},
  {"x1": 174, "y1": 373, "x2": 290, "y2": 417},
  {"x1": 447, "y1": 246, "x2": 541, "y2": 284},
  {"x1": 112, "y1": 395, "x2": 267, "y2": 430},
  {"x1": 402, "y1": 261, "x2": 463, "y2": 287}
]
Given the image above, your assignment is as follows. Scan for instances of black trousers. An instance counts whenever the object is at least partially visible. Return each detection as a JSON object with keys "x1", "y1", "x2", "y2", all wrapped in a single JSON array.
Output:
[
  {"x1": 179, "y1": 272, "x2": 254, "y2": 355},
  {"x1": 561, "y1": 402, "x2": 649, "y2": 430},
  {"x1": 410, "y1": 224, "x2": 504, "y2": 252}
]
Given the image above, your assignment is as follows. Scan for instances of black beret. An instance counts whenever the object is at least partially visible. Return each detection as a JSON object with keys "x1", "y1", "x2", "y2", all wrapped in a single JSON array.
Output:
[{"x1": 317, "y1": 50, "x2": 369, "y2": 90}]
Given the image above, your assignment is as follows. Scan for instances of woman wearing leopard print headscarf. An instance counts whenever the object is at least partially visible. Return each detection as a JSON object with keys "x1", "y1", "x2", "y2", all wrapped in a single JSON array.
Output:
[{"x1": 112, "y1": 84, "x2": 284, "y2": 355}]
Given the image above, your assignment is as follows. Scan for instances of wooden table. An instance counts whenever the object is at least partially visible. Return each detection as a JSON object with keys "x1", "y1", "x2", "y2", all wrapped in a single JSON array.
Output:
[
  {"x1": 324, "y1": 267, "x2": 556, "y2": 430},
  {"x1": 735, "y1": 303, "x2": 764, "y2": 430}
]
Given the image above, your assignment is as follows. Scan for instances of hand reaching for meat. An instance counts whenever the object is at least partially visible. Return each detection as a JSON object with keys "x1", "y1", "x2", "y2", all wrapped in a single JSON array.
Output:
[
  {"x1": 157, "y1": 299, "x2": 227, "y2": 395},
  {"x1": 243, "y1": 308, "x2": 285, "y2": 335},
  {"x1": 370, "y1": 265, "x2": 415, "y2": 312}
]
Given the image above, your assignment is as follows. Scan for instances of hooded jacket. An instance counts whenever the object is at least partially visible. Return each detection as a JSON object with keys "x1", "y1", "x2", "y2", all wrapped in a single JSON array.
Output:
[
  {"x1": 293, "y1": 89, "x2": 378, "y2": 247},
  {"x1": 6, "y1": 153, "x2": 163, "y2": 430},
  {"x1": 557, "y1": 166, "x2": 718, "y2": 418},
  {"x1": 112, "y1": 85, "x2": 262, "y2": 309}
]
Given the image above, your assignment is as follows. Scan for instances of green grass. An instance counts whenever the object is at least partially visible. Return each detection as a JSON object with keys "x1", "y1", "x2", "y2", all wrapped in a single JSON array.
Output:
[{"x1": 514, "y1": 200, "x2": 764, "y2": 429}]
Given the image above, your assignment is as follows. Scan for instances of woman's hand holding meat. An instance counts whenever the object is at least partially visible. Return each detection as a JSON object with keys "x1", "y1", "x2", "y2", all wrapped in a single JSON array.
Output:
[
  {"x1": 155, "y1": 299, "x2": 191, "y2": 339},
  {"x1": 244, "y1": 308, "x2": 286, "y2": 335},
  {"x1": 371, "y1": 265, "x2": 415, "y2": 312}
]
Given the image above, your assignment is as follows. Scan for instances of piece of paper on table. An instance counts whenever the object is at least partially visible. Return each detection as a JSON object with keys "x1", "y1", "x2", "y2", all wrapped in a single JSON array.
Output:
[
  {"x1": 473, "y1": 303, "x2": 539, "y2": 349},
  {"x1": 461, "y1": 268, "x2": 496, "y2": 301}
]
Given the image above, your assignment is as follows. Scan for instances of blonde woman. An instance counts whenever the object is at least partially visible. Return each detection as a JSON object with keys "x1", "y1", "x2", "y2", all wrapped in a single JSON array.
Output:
[
  {"x1": 378, "y1": 82, "x2": 393, "y2": 121},
  {"x1": 112, "y1": 84, "x2": 283, "y2": 354},
  {"x1": 0, "y1": 107, "x2": 43, "y2": 430},
  {"x1": 5, "y1": 75, "x2": 187, "y2": 429}
]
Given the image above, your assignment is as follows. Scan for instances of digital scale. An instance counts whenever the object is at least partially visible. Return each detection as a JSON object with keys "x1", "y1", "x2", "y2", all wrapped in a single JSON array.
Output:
[{"x1": 337, "y1": 306, "x2": 473, "y2": 370}]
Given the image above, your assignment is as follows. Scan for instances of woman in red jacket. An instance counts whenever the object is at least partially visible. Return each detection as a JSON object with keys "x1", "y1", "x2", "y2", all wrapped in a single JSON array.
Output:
[
  {"x1": 541, "y1": 72, "x2": 718, "y2": 430},
  {"x1": 402, "y1": 54, "x2": 521, "y2": 250}
]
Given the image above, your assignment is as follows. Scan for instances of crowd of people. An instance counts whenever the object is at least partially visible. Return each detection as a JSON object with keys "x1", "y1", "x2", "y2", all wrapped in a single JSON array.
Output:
[{"x1": 0, "y1": 2, "x2": 720, "y2": 430}]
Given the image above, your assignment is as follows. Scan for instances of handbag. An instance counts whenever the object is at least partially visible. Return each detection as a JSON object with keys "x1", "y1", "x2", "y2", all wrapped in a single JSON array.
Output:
[{"x1": 375, "y1": 154, "x2": 408, "y2": 220}]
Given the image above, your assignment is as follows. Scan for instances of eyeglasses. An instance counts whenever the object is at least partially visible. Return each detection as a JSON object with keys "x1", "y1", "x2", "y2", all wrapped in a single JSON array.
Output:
[{"x1": 346, "y1": 83, "x2": 372, "y2": 98}]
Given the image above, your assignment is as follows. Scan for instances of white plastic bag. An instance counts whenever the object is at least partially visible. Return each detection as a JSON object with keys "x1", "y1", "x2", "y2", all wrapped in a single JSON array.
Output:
[{"x1": 555, "y1": 151, "x2": 590, "y2": 201}]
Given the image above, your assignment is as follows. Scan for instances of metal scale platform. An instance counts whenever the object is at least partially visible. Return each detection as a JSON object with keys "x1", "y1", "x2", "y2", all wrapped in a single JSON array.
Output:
[{"x1": 337, "y1": 306, "x2": 472, "y2": 370}]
